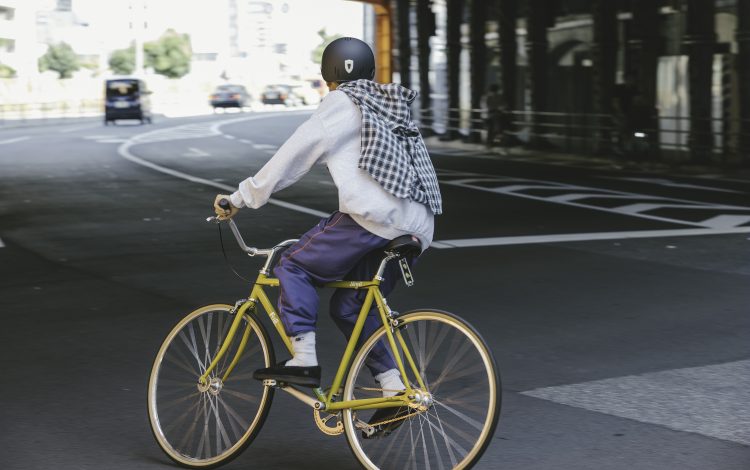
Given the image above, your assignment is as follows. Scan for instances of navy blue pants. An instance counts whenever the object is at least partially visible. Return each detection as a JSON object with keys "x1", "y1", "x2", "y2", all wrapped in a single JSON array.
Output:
[{"x1": 274, "y1": 212, "x2": 415, "y2": 375}]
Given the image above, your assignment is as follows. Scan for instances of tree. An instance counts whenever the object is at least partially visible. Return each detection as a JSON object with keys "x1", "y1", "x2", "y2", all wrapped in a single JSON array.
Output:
[
  {"x1": 38, "y1": 42, "x2": 80, "y2": 78},
  {"x1": 109, "y1": 46, "x2": 135, "y2": 75},
  {"x1": 0, "y1": 62, "x2": 15, "y2": 78},
  {"x1": 311, "y1": 28, "x2": 344, "y2": 64},
  {"x1": 144, "y1": 29, "x2": 192, "y2": 79}
]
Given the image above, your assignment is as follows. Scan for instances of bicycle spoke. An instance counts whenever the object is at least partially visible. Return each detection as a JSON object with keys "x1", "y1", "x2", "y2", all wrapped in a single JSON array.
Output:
[
  {"x1": 217, "y1": 395, "x2": 247, "y2": 440},
  {"x1": 222, "y1": 387, "x2": 260, "y2": 404},
  {"x1": 179, "y1": 327, "x2": 205, "y2": 373},
  {"x1": 433, "y1": 400, "x2": 484, "y2": 432},
  {"x1": 165, "y1": 346, "x2": 201, "y2": 377},
  {"x1": 424, "y1": 411, "x2": 469, "y2": 462},
  {"x1": 431, "y1": 362, "x2": 488, "y2": 394},
  {"x1": 425, "y1": 412, "x2": 448, "y2": 470}
]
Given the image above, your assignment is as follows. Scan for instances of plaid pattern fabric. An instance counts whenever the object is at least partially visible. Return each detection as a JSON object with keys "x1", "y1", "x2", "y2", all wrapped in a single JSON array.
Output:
[{"x1": 337, "y1": 79, "x2": 443, "y2": 215}]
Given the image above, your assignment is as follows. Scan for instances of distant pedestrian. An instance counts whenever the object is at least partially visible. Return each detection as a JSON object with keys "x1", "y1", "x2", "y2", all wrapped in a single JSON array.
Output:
[
  {"x1": 483, "y1": 84, "x2": 506, "y2": 148},
  {"x1": 612, "y1": 75, "x2": 637, "y2": 157}
]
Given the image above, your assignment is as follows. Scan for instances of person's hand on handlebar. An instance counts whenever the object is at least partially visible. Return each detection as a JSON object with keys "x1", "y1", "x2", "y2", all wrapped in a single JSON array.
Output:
[{"x1": 213, "y1": 194, "x2": 240, "y2": 221}]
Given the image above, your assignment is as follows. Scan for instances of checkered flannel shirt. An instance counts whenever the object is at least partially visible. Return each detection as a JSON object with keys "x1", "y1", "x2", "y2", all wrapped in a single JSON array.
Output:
[{"x1": 337, "y1": 79, "x2": 443, "y2": 215}]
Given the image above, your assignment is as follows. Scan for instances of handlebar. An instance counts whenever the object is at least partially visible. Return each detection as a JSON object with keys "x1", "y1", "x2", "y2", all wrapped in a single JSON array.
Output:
[{"x1": 207, "y1": 212, "x2": 298, "y2": 274}]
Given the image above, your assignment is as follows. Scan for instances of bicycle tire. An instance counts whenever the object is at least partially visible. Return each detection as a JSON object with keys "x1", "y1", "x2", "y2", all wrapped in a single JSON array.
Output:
[
  {"x1": 342, "y1": 309, "x2": 501, "y2": 470},
  {"x1": 147, "y1": 304, "x2": 275, "y2": 468}
]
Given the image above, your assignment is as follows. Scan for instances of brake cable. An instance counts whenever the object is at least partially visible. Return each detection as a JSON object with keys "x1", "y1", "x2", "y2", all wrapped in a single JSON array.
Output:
[{"x1": 217, "y1": 223, "x2": 254, "y2": 283}]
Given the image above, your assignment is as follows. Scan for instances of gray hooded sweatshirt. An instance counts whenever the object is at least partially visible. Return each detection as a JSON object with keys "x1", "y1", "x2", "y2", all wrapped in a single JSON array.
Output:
[{"x1": 230, "y1": 88, "x2": 435, "y2": 248}]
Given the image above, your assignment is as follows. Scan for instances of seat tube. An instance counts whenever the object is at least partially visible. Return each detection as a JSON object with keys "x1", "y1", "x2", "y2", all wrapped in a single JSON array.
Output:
[
  {"x1": 372, "y1": 290, "x2": 414, "y2": 393},
  {"x1": 327, "y1": 288, "x2": 376, "y2": 402}
]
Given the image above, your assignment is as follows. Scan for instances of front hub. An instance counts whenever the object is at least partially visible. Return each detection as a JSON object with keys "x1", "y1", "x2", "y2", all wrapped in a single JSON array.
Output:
[{"x1": 197, "y1": 377, "x2": 224, "y2": 395}]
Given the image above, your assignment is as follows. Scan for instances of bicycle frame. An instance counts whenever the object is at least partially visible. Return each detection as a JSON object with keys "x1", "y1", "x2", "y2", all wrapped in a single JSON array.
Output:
[{"x1": 198, "y1": 269, "x2": 427, "y2": 413}]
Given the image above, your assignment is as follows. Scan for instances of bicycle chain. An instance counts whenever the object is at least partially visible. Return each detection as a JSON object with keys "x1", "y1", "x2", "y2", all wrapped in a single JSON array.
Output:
[{"x1": 366, "y1": 408, "x2": 425, "y2": 428}]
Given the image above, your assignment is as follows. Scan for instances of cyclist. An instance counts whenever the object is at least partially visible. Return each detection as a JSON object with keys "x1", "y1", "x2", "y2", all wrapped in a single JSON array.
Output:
[{"x1": 213, "y1": 38, "x2": 442, "y2": 423}]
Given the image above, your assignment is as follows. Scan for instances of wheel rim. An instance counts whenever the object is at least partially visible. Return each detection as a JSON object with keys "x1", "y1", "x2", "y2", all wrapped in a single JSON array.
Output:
[
  {"x1": 148, "y1": 305, "x2": 272, "y2": 466},
  {"x1": 343, "y1": 311, "x2": 499, "y2": 470}
]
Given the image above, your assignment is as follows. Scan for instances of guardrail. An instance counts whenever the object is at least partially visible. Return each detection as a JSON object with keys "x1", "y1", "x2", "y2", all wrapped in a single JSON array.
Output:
[
  {"x1": 416, "y1": 106, "x2": 748, "y2": 162},
  {"x1": 0, "y1": 100, "x2": 103, "y2": 126}
]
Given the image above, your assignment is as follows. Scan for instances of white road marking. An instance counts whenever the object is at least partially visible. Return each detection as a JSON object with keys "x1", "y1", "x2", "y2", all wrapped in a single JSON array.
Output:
[
  {"x1": 97, "y1": 139, "x2": 127, "y2": 143},
  {"x1": 522, "y1": 360, "x2": 750, "y2": 446},
  {"x1": 0, "y1": 136, "x2": 30, "y2": 145},
  {"x1": 0, "y1": 237, "x2": 4, "y2": 248},
  {"x1": 253, "y1": 143, "x2": 278, "y2": 150},
  {"x1": 183, "y1": 147, "x2": 210, "y2": 158},
  {"x1": 83, "y1": 135, "x2": 116, "y2": 140},
  {"x1": 438, "y1": 169, "x2": 750, "y2": 229},
  {"x1": 117, "y1": 112, "x2": 328, "y2": 219},
  {"x1": 430, "y1": 227, "x2": 750, "y2": 248},
  {"x1": 58, "y1": 123, "x2": 102, "y2": 133},
  {"x1": 602, "y1": 176, "x2": 744, "y2": 194},
  {"x1": 239, "y1": 139, "x2": 253, "y2": 144},
  {"x1": 223, "y1": 134, "x2": 236, "y2": 140}
]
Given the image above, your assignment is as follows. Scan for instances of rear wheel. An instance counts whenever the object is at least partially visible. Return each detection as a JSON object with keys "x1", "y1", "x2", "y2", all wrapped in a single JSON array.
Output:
[
  {"x1": 148, "y1": 304, "x2": 275, "y2": 468},
  {"x1": 342, "y1": 310, "x2": 501, "y2": 470}
]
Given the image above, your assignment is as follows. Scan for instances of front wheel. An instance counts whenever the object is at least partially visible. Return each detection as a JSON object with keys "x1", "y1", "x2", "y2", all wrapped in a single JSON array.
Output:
[
  {"x1": 342, "y1": 310, "x2": 501, "y2": 470},
  {"x1": 148, "y1": 304, "x2": 275, "y2": 468}
]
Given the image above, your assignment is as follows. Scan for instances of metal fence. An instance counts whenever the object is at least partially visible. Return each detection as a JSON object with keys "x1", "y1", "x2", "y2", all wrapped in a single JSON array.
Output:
[
  {"x1": 0, "y1": 99, "x2": 103, "y2": 126},
  {"x1": 416, "y1": 106, "x2": 749, "y2": 163}
]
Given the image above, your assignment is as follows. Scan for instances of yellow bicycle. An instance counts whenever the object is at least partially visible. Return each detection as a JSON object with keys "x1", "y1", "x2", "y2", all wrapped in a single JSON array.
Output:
[{"x1": 147, "y1": 216, "x2": 501, "y2": 469}]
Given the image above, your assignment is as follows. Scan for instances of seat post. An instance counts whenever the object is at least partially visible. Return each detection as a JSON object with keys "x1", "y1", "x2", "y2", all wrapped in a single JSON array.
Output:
[{"x1": 374, "y1": 253, "x2": 398, "y2": 281}]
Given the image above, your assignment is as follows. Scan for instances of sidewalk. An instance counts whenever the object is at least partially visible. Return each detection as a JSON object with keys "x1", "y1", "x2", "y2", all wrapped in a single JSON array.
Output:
[{"x1": 424, "y1": 135, "x2": 750, "y2": 182}]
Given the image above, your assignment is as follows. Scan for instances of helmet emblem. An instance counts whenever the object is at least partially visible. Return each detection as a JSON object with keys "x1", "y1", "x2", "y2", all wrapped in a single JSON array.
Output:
[{"x1": 344, "y1": 59, "x2": 354, "y2": 74}]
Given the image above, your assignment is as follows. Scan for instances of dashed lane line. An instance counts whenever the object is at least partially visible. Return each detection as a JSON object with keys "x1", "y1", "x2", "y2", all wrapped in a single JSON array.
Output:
[
  {"x1": 117, "y1": 112, "x2": 329, "y2": 219},
  {"x1": 0, "y1": 136, "x2": 30, "y2": 145}
]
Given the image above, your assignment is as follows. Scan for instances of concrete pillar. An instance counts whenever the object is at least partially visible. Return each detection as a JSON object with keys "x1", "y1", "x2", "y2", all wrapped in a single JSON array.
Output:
[
  {"x1": 526, "y1": 0, "x2": 549, "y2": 145},
  {"x1": 684, "y1": 0, "x2": 716, "y2": 163},
  {"x1": 738, "y1": 0, "x2": 750, "y2": 162},
  {"x1": 416, "y1": 0, "x2": 434, "y2": 128},
  {"x1": 444, "y1": 0, "x2": 462, "y2": 139},
  {"x1": 498, "y1": 0, "x2": 518, "y2": 111},
  {"x1": 396, "y1": 0, "x2": 411, "y2": 87},
  {"x1": 592, "y1": 0, "x2": 618, "y2": 153},
  {"x1": 469, "y1": 0, "x2": 489, "y2": 142},
  {"x1": 626, "y1": 0, "x2": 660, "y2": 157}
]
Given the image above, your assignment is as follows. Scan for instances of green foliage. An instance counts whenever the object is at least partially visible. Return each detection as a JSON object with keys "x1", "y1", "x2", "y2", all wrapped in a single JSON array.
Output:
[
  {"x1": 38, "y1": 42, "x2": 80, "y2": 79},
  {"x1": 311, "y1": 28, "x2": 344, "y2": 64},
  {"x1": 0, "y1": 62, "x2": 15, "y2": 78},
  {"x1": 109, "y1": 46, "x2": 135, "y2": 75},
  {"x1": 144, "y1": 29, "x2": 192, "y2": 79}
]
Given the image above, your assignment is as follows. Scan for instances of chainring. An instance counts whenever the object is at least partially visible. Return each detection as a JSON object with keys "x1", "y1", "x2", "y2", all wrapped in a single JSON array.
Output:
[{"x1": 313, "y1": 408, "x2": 344, "y2": 436}]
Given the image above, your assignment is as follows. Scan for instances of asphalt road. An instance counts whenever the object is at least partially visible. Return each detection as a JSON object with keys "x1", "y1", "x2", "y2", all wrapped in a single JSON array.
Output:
[{"x1": 1, "y1": 111, "x2": 749, "y2": 470}]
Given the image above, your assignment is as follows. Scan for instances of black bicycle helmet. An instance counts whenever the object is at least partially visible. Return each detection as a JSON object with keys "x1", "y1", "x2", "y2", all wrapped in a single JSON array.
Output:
[{"x1": 321, "y1": 37, "x2": 375, "y2": 83}]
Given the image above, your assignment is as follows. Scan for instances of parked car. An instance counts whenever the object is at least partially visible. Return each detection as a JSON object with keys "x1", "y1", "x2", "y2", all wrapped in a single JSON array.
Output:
[
  {"x1": 210, "y1": 84, "x2": 252, "y2": 110},
  {"x1": 260, "y1": 84, "x2": 302, "y2": 106},
  {"x1": 104, "y1": 78, "x2": 152, "y2": 125}
]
